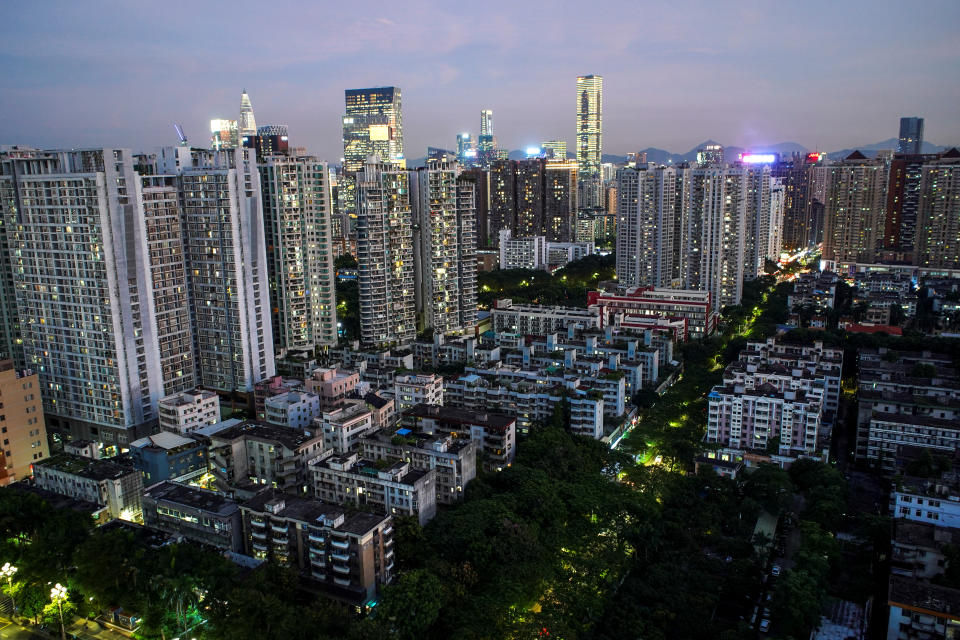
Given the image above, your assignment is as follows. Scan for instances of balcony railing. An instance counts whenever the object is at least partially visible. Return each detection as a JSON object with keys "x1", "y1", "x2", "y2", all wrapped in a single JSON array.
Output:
[{"x1": 331, "y1": 552, "x2": 350, "y2": 563}]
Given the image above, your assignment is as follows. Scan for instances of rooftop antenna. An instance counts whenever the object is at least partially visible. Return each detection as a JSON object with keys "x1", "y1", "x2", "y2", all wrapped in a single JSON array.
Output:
[{"x1": 173, "y1": 123, "x2": 188, "y2": 146}]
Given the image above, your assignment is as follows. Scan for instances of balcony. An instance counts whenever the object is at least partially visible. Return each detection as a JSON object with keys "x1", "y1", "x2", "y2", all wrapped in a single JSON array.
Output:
[
  {"x1": 271, "y1": 524, "x2": 288, "y2": 534},
  {"x1": 252, "y1": 542, "x2": 267, "y2": 552},
  {"x1": 250, "y1": 519, "x2": 266, "y2": 528},
  {"x1": 331, "y1": 552, "x2": 350, "y2": 563},
  {"x1": 333, "y1": 576, "x2": 351, "y2": 587},
  {"x1": 251, "y1": 530, "x2": 266, "y2": 540},
  {"x1": 272, "y1": 536, "x2": 289, "y2": 546},
  {"x1": 311, "y1": 570, "x2": 325, "y2": 580},
  {"x1": 310, "y1": 556, "x2": 326, "y2": 568},
  {"x1": 330, "y1": 538, "x2": 349, "y2": 550},
  {"x1": 308, "y1": 533, "x2": 325, "y2": 544},
  {"x1": 332, "y1": 563, "x2": 350, "y2": 574}
]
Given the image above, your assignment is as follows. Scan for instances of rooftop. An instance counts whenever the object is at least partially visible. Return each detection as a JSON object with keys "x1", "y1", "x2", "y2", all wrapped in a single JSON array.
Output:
[
  {"x1": 35, "y1": 453, "x2": 136, "y2": 482},
  {"x1": 143, "y1": 481, "x2": 239, "y2": 516},
  {"x1": 210, "y1": 421, "x2": 321, "y2": 450},
  {"x1": 130, "y1": 431, "x2": 197, "y2": 451},
  {"x1": 159, "y1": 388, "x2": 218, "y2": 407},
  {"x1": 403, "y1": 403, "x2": 516, "y2": 430},
  {"x1": 889, "y1": 575, "x2": 960, "y2": 619},
  {"x1": 241, "y1": 489, "x2": 389, "y2": 536}
]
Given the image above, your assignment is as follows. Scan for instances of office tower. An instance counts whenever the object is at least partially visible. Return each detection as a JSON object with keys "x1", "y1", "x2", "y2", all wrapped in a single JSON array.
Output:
[
  {"x1": 251, "y1": 125, "x2": 290, "y2": 158},
  {"x1": 696, "y1": 144, "x2": 724, "y2": 166},
  {"x1": 210, "y1": 119, "x2": 239, "y2": 150},
  {"x1": 456, "y1": 133, "x2": 477, "y2": 167},
  {"x1": 615, "y1": 166, "x2": 681, "y2": 289},
  {"x1": 915, "y1": 152, "x2": 960, "y2": 269},
  {"x1": 823, "y1": 152, "x2": 889, "y2": 265},
  {"x1": 176, "y1": 147, "x2": 275, "y2": 392},
  {"x1": 341, "y1": 87, "x2": 404, "y2": 217},
  {"x1": 459, "y1": 167, "x2": 491, "y2": 248},
  {"x1": 898, "y1": 117, "x2": 924, "y2": 155},
  {"x1": 259, "y1": 154, "x2": 338, "y2": 352},
  {"x1": 478, "y1": 109, "x2": 496, "y2": 167},
  {"x1": 515, "y1": 158, "x2": 546, "y2": 237},
  {"x1": 0, "y1": 360, "x2": 49, "y2": 485},
  {"x1": 0, "y1": 149, "x2": 172, "y2": 444},
  {"x1": 576, "y1": 75, "x2": 603, "y2": 181},
  {"x1": 410, "y1": 155, "x2": 477, "y2": 335},
  {"x1": 541, "y1": 140, "x2": 567, "y2": 161},
  {"x1": 544, "y1": 160, "x2": 578, "y2": 241},
  {"x1": 355, "y1": 157, "x2": 416, "y2": 348},
  {"x1": 489, "y1": 159, "x2": 517, "y2": 246},
  {"x1": 239, "y1": 89, "x2": 257, "y2": 136},
  {"x1": 481, "y1": 109, "x2": 493, "y2": 137}
]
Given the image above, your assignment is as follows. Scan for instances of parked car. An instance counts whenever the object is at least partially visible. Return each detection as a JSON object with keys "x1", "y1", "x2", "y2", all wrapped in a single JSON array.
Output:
[
  {"x1": 760, "y1": 619, "x2": 771, "y2": 633},
  {"x1": 771, "y1": 564, "x2": 781, "y2": 577}
]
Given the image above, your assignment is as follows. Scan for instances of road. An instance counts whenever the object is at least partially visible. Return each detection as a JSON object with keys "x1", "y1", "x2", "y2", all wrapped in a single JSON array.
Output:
[
  {"x1": 0, "y1": 616, "x2": 130, "y2": 640},
  {"x1": 0, "y1": 620, "x2": 42, "y2": 639}
]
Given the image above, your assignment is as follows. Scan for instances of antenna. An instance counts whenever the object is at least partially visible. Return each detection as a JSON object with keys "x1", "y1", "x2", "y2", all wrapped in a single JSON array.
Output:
[{"x1": 173, "y1": 123, "x2": 188, "y2": 146}]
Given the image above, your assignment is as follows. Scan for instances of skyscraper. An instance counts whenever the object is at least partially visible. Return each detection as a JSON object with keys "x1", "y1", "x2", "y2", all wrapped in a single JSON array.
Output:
[
  {"x1": 210, "y1": 119, "x2": 239, "y2": 150},
  {"x1": 481, "y1": 109, "x2": 493, "y2": 137},
  {"x1": 541, "y1": 140, "x2": 567, "y2": 161},
  {"x1": 489, "y1": 159, "x2": 517, "y2": 246},
  {"x1": 459, "y1": 167, "x2": 491, "y2": 248},
  {"x1": 355, "y1": 157, "x2": 416, "y2": 348},
  {"x1": 478, "y1": 109, "x2": 496, "y2": 167},
  {"x1": 0, "y1": 149, "x2": 188, "y2": 444},
  {"x1": 456, "y1": 133, "x2": 476, "y2": 167},
  {"x1": 916, "y1": 152, "x2": 960, "y2": 269},
  {"x1": 544, "y1": 160, "x2": 578, "y2": 242},
  {"x1": 823, "y1": 152, "x2": 889, "y2": 265},
  {"x1": 897, "y1": 117, "x2": 924, "y2": 155},
  {"x1": 341, "y1": 87, "x2": 404, "y2": 215},
  {"x1": 239, "y1": 90, "x2": 257, "y2": 137},
  {"x1": 515, "y1": 158, "x2": 546, "y2": 237},
  {"x1": 576, "y1": 75, "x2": 603, "y2": 181},
  {"x1": 410, "y1": 155, "x2": 478, "y2": 336},
  {"x1": 259, "y1": 154, "x2": 338, "y2": 352}
]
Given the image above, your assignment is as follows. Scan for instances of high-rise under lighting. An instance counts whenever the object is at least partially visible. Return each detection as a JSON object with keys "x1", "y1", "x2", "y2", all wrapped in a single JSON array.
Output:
[{"x1": 576, "y1": 75, "x2": 603, "y2": 181}]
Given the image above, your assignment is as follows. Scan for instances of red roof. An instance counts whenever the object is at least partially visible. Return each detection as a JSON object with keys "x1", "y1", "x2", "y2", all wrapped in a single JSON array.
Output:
[{"x1": 846, "y1": 324, "x2": 903, "y2": 335}]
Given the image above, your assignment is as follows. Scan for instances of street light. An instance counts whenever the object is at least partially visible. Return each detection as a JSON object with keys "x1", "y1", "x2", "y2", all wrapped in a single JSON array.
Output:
[
  {"x1": 0, "y1": 563, "x2": 16, "y2": 617},
  {"x1": 50, "y1": 582, "x2": 67, "y2": 640}
]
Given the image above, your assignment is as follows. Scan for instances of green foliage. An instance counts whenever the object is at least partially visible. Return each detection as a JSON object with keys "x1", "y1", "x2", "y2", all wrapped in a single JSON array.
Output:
[
  {"x1": 334, "y1": 253, "x2": 358, "y2": 270},
  {"x1": 335, "y1": 278, "x2": 360, "y2": 341},
  {"x1": 477, "y1": 253, "x2": 616, "y2": 309},
  {"x1": 374, "y1": 570, "x2": 443, "y2": 640}
]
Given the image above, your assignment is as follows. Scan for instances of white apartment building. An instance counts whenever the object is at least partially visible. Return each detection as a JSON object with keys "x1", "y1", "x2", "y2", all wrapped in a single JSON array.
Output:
[
  {"x1": 158, "y1": 389, "x2": 221, "y2": 435},
  {"x1": 259, "y1": 155, "x2": 338, "y2": 351},
  {"x1": 393, "y1": 374, "x2": 444, "y2": 412},
  {"x1": 33, "y1": 453, "x2": 143, "y2": 521},
  {"x1": 318, "y1": 399, "x2": 376, "y2": 454},
  {"x1": 492, "y1": 298, "x2": 600, "y2": 334},
  {"x1": 498, "y1": 229, "x2": 547, "y2": 270},
  {"x1": 589, "y1": 286, "x2": 717, "y2": 339},
  {"x1": 264, "y1": 391, "x2": 321, "y2": 430}
]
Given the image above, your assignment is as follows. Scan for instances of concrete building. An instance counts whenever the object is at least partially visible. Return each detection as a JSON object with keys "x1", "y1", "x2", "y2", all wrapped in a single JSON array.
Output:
[
  {"x1": 410, "y1": 155, "x2": 478, "y2": 336},
  {"x1": 393, "y1": 374, "x2": 443, "y2": 412},
  {"x1": 141, "y1": 481, "x2": 242, "y2": 551},
  {"x1": 340, "y1": 87, "x2": 404, "y2": 216},
  {"x1": 576, "y1": 75, "x2": 603, "y2": 182},
  {"x1": 355, "y1": 157, "x2": 416, "y2": 348},
  {"x1": 264, "y1": 391, "x2": 321, "y2": 430},
  {"x1": 589, "y1": 287, "x2": 717, "y2": 339},
  {"x1": 33, "y1": 453, "x2": 142, "y2": 521},
  {"x1": 305, "y1": 368, "x2": 361, "y2": 411},
  {"x1": 0, "y1": 361, "x2": 48, "y2": 485},
  {"x1": 492, "y1": 299, "x2": 600, "y2": 334},
  {"x1": 498, "y1": 230, "x2": 547, "y2": 270},
  {"x1": 241, "y1": 490, "x2": 393, "y2": 605},
  {"x1": 208, "y1": 421, "x2": 325, "y2": 498},
  {"x1": 823, "y1": 152, "x2": 889, "y2": 265},
  {"x1": 545, "y1": 241, "x2": 594, "y2": 269},
  {"x1": 158, "y1": 389, "x2": 220, "y2": 435},
  {"x1": 259, "y1": 154, "x2": 338, "y2": 351},
  {"x1": 892, "y1": 520, "x2": 960, "y2": 580},
  {"x1": 402, "y1": 404, "x2": 517, "y2": 470},
  {"x1": 411, "y1": 334, "x2": 501, "y2": 371},
  {"x1": 544, "y1": 160, "x2": 578, "y2": 242},
  {"x1": 360, "y1": 428, "x2": 477, "y2": 505},
  {"x1": 309, "y1": 450, "x2": 437, "y2": 525},
  {"x1": 318, "y1": 399, "x2": 376, "y2": 454},
  {"x1": 898, "y1": 117, "x2": 925, "y2": 155},
  {"x1": 129, "y1": 431, "x2": 207, "y2": 484},
  {"x1": 887, "y1": 575, "x2": 960, "y2": 640}
]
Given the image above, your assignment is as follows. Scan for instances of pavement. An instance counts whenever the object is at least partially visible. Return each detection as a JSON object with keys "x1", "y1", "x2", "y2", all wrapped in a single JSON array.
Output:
[
  {"x1": 0, "y1": 620, "x2": 43, "y2": 639},
  {"x1": 0, "y1": 615, "x2": 130, "y2": 640}
]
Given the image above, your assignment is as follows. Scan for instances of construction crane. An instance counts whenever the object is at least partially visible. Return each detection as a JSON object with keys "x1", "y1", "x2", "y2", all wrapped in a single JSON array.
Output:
[{"x1": 173, "y1": 123, "x2": 188, "y2": 146}]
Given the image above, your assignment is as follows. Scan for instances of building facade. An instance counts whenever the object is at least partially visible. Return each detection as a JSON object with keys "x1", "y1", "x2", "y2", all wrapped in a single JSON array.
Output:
[{"x1": 0, "y1": 360, "x2": 48, "y2": 485}]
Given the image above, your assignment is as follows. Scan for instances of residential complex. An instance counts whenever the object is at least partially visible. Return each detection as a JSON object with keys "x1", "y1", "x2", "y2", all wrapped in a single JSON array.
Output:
[
  {"x1": 141, "y1": 481, "x2": 242, "y2": 551},
  {"x1": 492, "y1": 299, "x2": 600, "y2": 335},
  {"x1": 129, "y1": 431, "x2": 207, "y2": 484},
  {"x1": 401, "y1": 404, "x2": 516, "y2": 471},
  {"x1": 33, "y1": 453, "x2": 143, "y2": 521},
  {"x1": 158, "y1": 389, "x2": 220, "y2": 435},
  {"x1": 588, "y1": 287, "x2": 717, "y2": 340},
  {"x1": 0, "y1": 360, "x2": 48, "y2": 485}
]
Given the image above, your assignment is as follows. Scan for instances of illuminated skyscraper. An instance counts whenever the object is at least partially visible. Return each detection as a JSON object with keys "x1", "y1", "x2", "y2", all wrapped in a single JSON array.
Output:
[
  {"x1": 897, "y1": 117, "x2": 924, "y2": 155},
  {"x1": 544, "y1": 160, "x2": 578, "y2": 242},
  {"x1": 576, "y1": 75, "x2": 603, "y2": 180},
  {"x1": 541, "y1": 140, "x2": 567, "y2": 161},
  {"x1": 210, "y1": 119, "x2": 239, "y2": 150},
  {"x1": 410, "y1": 155, "x2": 477, "y2": 335},
  {"x1": 341, "y1": 87, "x2": 404, "y2": 215},
  {"x1": 489, "y1": 159, "x2": 517, "y2": 246},
  {"x1": 259, "y1": 154, "x2": 338, "y2": 351},
  {"x1": 239, "y1": 89, "x2": 257, "y2": 136},
  {"x1": 481, "y1": 109, "x2": 493, "y2": 137},
  {"x1": 478, "y1": 109, "x2": 496, "y2": 167},
  {"x1": 355, "y1": 156, "x2": 416, "y2": 348},
  {"x1": 823, "y1": 152, "x2": 889, "y2": 265},
  {"x1": 456, "y1": 133, "x2": 476, "y2": 166}
]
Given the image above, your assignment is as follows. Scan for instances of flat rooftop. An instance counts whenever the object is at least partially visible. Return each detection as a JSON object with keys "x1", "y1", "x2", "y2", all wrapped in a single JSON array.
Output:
[
  {"x1": 889, "y1": 575, "x2": 960, "y2": 619},
  {"x1": 143, "y1": 481, "x2": 238, "y2": 516},
  {"x1": 35, "y1": 453, "x2": 136, "y2": 482},
  {"x1": 241, "y1": 490, "x2": 389, "y2": 536},
  {"x1": 403, "y1": 403, "x2": 516, "y2": 430}
]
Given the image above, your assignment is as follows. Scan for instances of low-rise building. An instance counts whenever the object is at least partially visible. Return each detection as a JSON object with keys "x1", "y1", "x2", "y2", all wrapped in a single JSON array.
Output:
[
  {"x1": 892, "y1": 474, "x2": 960, "y2": 529},
  {"x1": 264, "y1": 391, "x2": 322, "y2": 430},
  {"x1": 0, "y1": 360, "x2": 49, "y2": 486},
  {"x1": 588, "y1": 287, "x2": 717, "y2": 340},
  {"x1": 360, "y1": 429, "x2": 477, "y2": 504},
  {"x1": 158, "y1": 389, "x2": 221, "y2": 435},
  {"x1": 319, "y1": 399, "x2": 376, "y2": 454},
  {"x1": 305, "y1": 367, "x2": 361, "y2": 411},
  {"x1": 411, "y1": 334, "x2": 501, "y2": 371},
  {"x1": 492, "y1": 298, "x2": 600, "y2": 335},
  {"x1": 393, "y1": 374, "x2": 443, "y2": 412},
  {"x1": 545, "y1": 241, "x2": 595, "y2": 270},
  {"x1": 129, "y1": 431, "x2": 207, "y2": 484},
  {"x1": 498, "y1": 230, "x2": 547, "y2": 270},
  {"x1": 254, "y1": 376, "x2": 306, "y2": 422},
  {"x1": 309, "y1": 451, "x2": 437, "y2": 525},
  {"x1": 141, "y1": 481, "x2": 242, "y2": 551},
  {"x1": 402, "y1": 404, "x2": 516, "y2": 470},
  {"x1": 208, "y1": 422, "x2": 325, "y2": 498},
  {"x1": 891, "y1": 520, "x2": 960, "y2": 580},
  {"x1": 240, "y1": 491, "x2": 393, "y2": 606},
  {"x1": 787, "y1": 271, "x2": 839, "y2": 313},
  {"x1": 887, "y1": 575, "x2": 960, "y2": 640},
  {"x1": 33, "y1": 453, "x2": 143, "y2": 521},
  {"x1": 362, "y1": 392, "x2": 395, "y2": 429}
]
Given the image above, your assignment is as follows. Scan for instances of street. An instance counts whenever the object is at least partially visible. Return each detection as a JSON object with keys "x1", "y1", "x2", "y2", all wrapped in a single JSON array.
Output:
[{"x1": 0, "y1": 620, "x2": 42, "y2": 639}]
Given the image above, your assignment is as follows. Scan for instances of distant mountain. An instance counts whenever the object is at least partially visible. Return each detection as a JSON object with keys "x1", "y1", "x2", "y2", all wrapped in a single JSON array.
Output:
[{"x1": 826, "y1": 138, "x2": 947, "y2": 160}]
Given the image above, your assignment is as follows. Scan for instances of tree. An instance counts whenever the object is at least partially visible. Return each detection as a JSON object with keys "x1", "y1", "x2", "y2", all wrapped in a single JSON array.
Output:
[
  {"x1": 772, "y1": 570, "x2": 823, "y2": 637},
  {"x1": 375, "y1": 570, "x2": 443, "y2": 640},
  {"x1": 334, "y1": 253, "x2": 358, "y2": 270}
]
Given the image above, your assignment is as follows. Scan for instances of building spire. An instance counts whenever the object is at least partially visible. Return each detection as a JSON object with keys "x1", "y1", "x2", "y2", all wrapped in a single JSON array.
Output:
[{"x1": 239, "y1": 90, "x2": 257, "y2": 136}]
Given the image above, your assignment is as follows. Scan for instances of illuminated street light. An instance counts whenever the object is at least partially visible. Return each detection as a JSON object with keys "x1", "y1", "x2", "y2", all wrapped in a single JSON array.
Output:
[
  {"x1": 0, "y1": 563, "x2": 17, "y2": 617},
  {"x1": 50, "y1": 582, "x2": 67, "y2": 640}
]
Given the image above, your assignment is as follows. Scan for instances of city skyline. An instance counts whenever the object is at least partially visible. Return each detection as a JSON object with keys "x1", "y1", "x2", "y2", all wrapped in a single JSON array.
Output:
[{"x1": 1, "y1": 1, "x2": 958, "y2": 162}]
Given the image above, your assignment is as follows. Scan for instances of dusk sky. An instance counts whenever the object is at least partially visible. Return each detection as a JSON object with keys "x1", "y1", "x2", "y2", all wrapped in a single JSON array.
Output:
[{"x1": 2, "y1": 0, "x2": 958, "y2": 162}]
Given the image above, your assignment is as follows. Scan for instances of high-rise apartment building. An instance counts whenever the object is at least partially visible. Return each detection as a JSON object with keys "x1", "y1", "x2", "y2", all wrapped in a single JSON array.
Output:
[
  {"x1": 341, "y1": 87, "x2": 404, "y2": 215},
  {"x1": 898, "y1": 117, "x2": 924, "y2": 155},
  {"x1": 915, "y1": 153, "x2": 960, "y2": 269},
  {"x1": 615, "y1": 165, "x2": 682, "y2": 289},
  {"x1": 249, "y1": 125, "x2": 290, "y2": 159},
  {"x1": 576, "y1": 75, "x2": 603, "y2": 181},
  {"x1": 696, "y1": 144, "x2": 724, "y2": 166},
  {"x1": 210, "y1": 119, "x2": 239, "y2": 150},
  {"x1": 259, "y1": 154, "x2": 338, "y2": 352},
  {"x1": 459, "y1": 167, "x2": 491, "y2": 248},
  {"x1": 239, "y1": 90, "x2": 257, "y2": 137},
  {"x1": 410, "y1": 155, "x2": 478, "y2": 335},
  {"x1": 489, "y1": 159, "x2": 517, "y2": 247},
  {"x1": 174, "y1": 147, "x2": 275, "y2": 392},
  {"x1": 743, "y1": 167, "x2": 785, "y2": 279},
  {"x1": 355, "y1": 157, "x2": 416, "y2": 348},
  {"x1": 823, "y1": 152, "x2": 889, "y2": 265},
  {"x1": 774, "y1": 152, "x2": 826, "y2": 251},
  {"x1": 0, "y1": 360, "x2": 48, "y2": 486},
  {"x1": 544, "y1": 160, "x2": 578, "y2": 242},
  {"x1": 0, "y1": 149, "x2": 176, "y2": 444},
  {"x1": 515, "y1": 158, "x2": 545, "y2": 237}
]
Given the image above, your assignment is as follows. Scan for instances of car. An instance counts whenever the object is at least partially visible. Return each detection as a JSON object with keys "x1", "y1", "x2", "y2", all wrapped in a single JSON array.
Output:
[
  {"x1": 765, "y1": 592, "x2": 773, "y2": 601},
  {"x1": 771, "y1": 565, "x2": 781, "y2": 577},
  {"x1": 759, "y1": 619, "x2": 771, "y2": 633}
]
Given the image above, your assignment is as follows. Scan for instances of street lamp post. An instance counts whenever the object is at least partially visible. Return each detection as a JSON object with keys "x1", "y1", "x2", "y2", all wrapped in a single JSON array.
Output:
[
  {"x1": 50, "y1": 582, "x2": 67, "y2": 640},
  {"x1": 0, "y1": 563, "x2": 16, "y2": 618}
]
